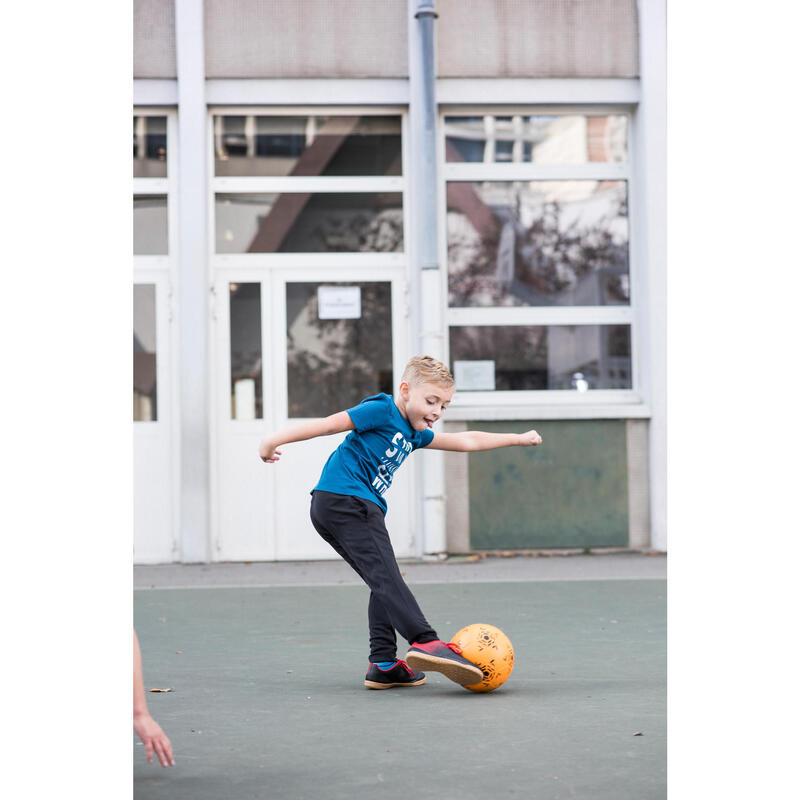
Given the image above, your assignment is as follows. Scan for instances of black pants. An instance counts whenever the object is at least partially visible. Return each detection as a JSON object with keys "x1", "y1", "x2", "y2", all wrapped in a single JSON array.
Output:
[{"x1": 310, "y1": 490, "x2": 438, "y2": 662}]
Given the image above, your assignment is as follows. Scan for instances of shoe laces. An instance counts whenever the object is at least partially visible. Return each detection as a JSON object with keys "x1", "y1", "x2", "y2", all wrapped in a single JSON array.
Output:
[{"x1": 396, "y1": 659, "x2": 414, "y2": 675}]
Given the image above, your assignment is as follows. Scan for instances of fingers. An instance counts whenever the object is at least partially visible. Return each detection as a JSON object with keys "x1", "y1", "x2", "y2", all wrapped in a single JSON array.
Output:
[
  {"x1": 154, "y1": 734, "x2": 175, "y2": 767},
  {"x1": 145, "y1": 739, "x2": 154, "y2": 764}
]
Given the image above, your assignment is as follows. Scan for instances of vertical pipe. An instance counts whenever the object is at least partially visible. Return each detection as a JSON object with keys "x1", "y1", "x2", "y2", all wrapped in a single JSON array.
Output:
[
  {"x1": 409, "y1": 0, "x2": 446, "y2": 554},
  {"x1": 174, "y1": 0, "x2": 210, "y2": 562}
]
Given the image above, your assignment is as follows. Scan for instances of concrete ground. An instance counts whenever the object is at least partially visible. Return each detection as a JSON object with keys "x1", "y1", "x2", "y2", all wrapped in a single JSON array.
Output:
[{"x1": 134, "y1": 554, "x2": 666, "y2": 799}]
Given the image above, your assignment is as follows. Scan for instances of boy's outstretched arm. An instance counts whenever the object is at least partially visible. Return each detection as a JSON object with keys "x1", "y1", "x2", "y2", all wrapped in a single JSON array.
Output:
[
  {"x1": 259, "y1": 411, "x2": 355, "y2": 462},
  {"x1": 427, "y1": 428, "x2": 542, "y2": 452}
]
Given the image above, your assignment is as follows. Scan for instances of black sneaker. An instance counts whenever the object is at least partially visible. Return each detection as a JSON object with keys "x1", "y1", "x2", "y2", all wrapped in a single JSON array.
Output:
[
  {"x1": 404, "y1": 640, "x2": 484, "y2": 686},
  {"x1": 364, "y1": 660, "x2": 427, "y2": 690}
]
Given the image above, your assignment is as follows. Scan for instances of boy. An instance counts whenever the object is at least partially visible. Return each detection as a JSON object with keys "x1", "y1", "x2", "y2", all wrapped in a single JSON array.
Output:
[{"x1": 258, "y1": 355, "x2": 542, "y2": 689}]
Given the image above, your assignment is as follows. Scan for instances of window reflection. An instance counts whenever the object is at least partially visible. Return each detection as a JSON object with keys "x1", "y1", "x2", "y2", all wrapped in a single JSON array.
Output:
[
  {"x1": 134, "y1": 195, "x2": 168, "y2": 255},
  {"x1": 216, "y1": 192, "x2": 403, "y2": 253},
  {"x1": 286, "y1": 282, "x2": 393, "y2": 417},
  {"x1": 447, "y1": 180, "x2": 629, "y2": 307},
  {"x1": 445, "y1": 115, "x2": 627, "y2": 164},
  {"x1": 214, "y1": 115, "x2": 402, "y2": 177},
  {"x1": 133, "y1": 116, "x2": 167, "y2": 177},
  {"x1": 450, "y1": 325, "x2": 632, "y2": 391},
  {"x1": 133, "y1": 284, "x2": 157, "y2": 421},
  {"x1": 230, "y1": 283, "x2": 263, "y2": 420}
]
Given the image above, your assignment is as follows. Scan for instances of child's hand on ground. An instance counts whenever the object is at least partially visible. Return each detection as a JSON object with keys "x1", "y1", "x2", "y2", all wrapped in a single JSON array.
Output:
[
  {"x1": 259, "y1": 437, "x2": 282, "y2": 463},
  {"x1": 134, "y1": 712, "x2": 175, "y2": 767},
  {"x1": 519, "y1": 430, "x2": 543, "y2": 447}
]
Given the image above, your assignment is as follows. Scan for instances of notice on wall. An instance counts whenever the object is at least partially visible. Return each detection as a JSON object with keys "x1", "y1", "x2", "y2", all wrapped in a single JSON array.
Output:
[
  {"x1": 453, "y1": 360, "x2": 496, "y2": 391},
  {"x1": 317, "y1": 286, "x2": 361, "y2": 319}
]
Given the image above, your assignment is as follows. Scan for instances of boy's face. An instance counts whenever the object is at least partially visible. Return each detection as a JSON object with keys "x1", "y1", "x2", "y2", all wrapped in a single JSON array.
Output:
[{"x1": 399, "y1": 380, "x2": 454, "y2": 431}]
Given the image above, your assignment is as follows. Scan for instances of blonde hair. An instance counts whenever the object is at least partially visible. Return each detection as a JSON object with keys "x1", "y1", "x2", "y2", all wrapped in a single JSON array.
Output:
[{"x1": 401, "y1": 355, "x2": 454, "y2": 388}]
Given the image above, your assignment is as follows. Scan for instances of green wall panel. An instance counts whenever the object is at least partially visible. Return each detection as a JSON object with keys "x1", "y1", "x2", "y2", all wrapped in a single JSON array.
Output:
[{"x1": 467, "y1": 420, "x2": 629, "y2": 549}]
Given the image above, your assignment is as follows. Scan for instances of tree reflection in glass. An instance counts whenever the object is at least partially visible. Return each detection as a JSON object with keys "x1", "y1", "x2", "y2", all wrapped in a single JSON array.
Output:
[
  {"x1": 215, "y1": 193, "x2": 403, "y2": 253},
  {"x1": 450, "y1": 324, "x2": 631, "y2": 391},
  {"x1": 286, "y1": 282, "x2": 393, "y2": 418},
  {"x1": 133, "y1": 284, "x2": 157, "y2": 421},
  {"x1": 447, "y1": 180, "x2": 629, "y2": 307}
]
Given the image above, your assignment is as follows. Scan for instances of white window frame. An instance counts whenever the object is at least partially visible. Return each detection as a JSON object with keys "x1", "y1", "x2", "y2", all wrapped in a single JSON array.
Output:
[
  {"x1": 132, "y1": 107, "x2": 180, "y2": 557},
  {"x1": 207, "y1": 106, "x2": 409, "y2": 272},
  {"x1": 438, "y1": 105, "x2": 646, "y2": 420},
  {"x1": 133, "y1": 109, "x2": 179, "y2": 270}
]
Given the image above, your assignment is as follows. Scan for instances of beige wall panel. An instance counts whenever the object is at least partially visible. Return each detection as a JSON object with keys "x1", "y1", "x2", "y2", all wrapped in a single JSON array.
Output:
[
  {"x1": 134, "y1": 0, "x2": 177, "y2": 78},
  {"x1": 437, "y1": 0, "x2": 639, "y2": 78},
  {"x1": 443, "y1": 421, "x2": 471, "y2": 553},
  {"x1": 626, "y1": 419, "x2": 651, "y2": 549},
  {"x1": 205, "y1": 0, "x2": 408, "y2": 78}
]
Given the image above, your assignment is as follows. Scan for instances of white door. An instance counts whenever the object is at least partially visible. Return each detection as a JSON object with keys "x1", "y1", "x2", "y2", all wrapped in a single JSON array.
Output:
[
  {"x1": 211, "y1": 273, "x2": 275, "y2": 561},
  {"x1": 133, "y1": 272, "x2": 177, "y2": 562},
  {"x1": 212, "y1": 267, "x2": 417, "y2": 561}
]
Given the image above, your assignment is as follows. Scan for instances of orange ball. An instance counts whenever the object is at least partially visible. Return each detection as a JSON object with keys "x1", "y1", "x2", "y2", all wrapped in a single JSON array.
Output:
[{"x1": 450, "y1": 623, "x2": 515, "y2": 693}]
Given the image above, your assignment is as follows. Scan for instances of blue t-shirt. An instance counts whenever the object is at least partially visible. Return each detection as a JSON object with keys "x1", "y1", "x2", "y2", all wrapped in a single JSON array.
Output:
[{"x1": 312, "y1": 393, "x2": 434, "y2": 514}]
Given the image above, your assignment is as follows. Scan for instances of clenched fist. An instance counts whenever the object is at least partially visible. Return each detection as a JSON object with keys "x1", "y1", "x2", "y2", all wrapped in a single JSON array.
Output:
[{"x1": 519, "y1": 430, "x2": 542, "y2": 446}]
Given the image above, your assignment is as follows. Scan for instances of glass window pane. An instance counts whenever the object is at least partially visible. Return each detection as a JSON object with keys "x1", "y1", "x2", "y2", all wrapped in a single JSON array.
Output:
[
  {"x1": 447, "y1": 180, "x2": 629, "y2": 307},
  {"x1": 449, "y1": 325, "x2": 632, "y2": 391},
  {"x1": 134, "y1": 195, "x2": 168, "y2": 255},
  {"x1": 214, "y1": 115, "x2": 402, "y2": 176},
  {"x1": 133, "y1": 284, "x2": 157, "y2": 421},
  {"x1": 230, "y1": 283, "x2": 263, "y2": 420},
  {"x1": 287, "y1": 282, "x2": 393, "y2": 417},
  {"x1": 133, "y1": 116, "x2": 167, "y2": 177},
  {"x1": 445, "y1": 115, "x2": 628, "y2": 164},
  {"x1": 216, "y1": 192, "x2": 403, "y2": 253}
]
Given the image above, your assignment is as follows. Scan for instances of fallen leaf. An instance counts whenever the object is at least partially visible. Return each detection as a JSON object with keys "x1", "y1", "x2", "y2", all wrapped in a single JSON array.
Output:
[
  {"x1": 175, "y1": 651, "x2": 183, "y2": 654},
  {"x1": 633, "y1": 732, "x2": 643, "y2": 736},
  {"x1": 149, "y1": 688, "x2": 173, "y2": 693}
]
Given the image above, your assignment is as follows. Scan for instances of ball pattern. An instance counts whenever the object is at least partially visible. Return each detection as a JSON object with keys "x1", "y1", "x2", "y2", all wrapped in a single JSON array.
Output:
[{"x1": 450, "y1": 623, "x2": 514, "y2": 693}]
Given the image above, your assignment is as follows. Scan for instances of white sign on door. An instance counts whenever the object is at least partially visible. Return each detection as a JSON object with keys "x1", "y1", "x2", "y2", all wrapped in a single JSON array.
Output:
[
  {"x1": 317, "y1": 286, "x2": 361, "y2": 319},
  {"x1": 454, "y1": 360, "x2": 496, "y2": 391}
]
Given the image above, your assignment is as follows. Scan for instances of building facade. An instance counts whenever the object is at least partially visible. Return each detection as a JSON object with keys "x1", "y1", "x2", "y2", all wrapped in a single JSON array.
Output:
[{"x1": 133, "y1": 0, "x2": 666, "y2": 564}]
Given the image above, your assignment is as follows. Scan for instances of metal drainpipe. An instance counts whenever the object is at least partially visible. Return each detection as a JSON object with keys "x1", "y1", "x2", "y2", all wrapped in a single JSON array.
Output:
[{"x1": 409, "y1": 0, "x2": 446, "y2": 556}]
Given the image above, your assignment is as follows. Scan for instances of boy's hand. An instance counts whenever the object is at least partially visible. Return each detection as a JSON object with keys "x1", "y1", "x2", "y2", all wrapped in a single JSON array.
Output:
[
  {"x1": 519, "y1": 430, "x2": 542, "y2": 447},
  {"x1": 258, "y1": 437, "x2": 282, "y2": 463}
]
